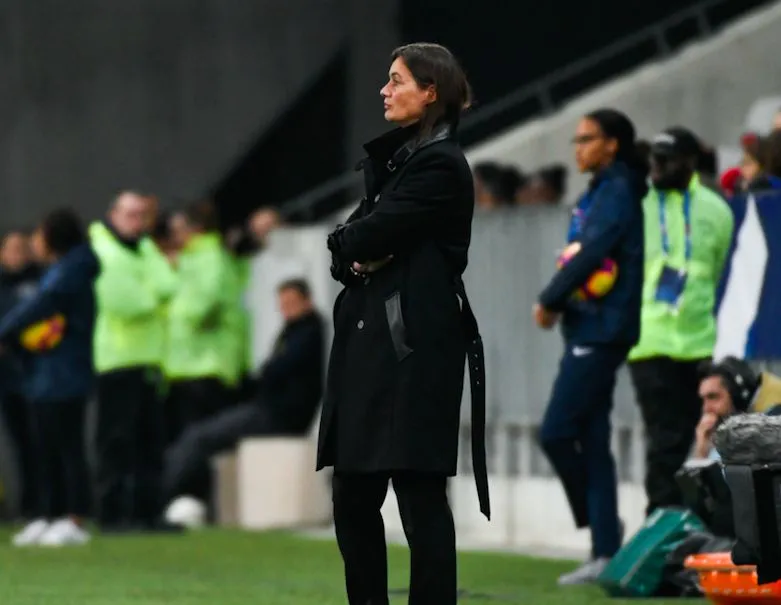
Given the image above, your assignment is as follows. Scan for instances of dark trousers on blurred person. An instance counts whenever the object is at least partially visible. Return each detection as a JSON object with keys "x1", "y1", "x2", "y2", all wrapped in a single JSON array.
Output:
[
  {"x1": 164, "y1": 378, "x2": 228, "y2": 502},
  {"x1": 31, "y1": 397, "x2": 91, "y2": 519},
  {"x1": 332, "y1": 472, "x2": 457, "y2": 605},
  {"x1": 538, "y1": 345, "x2": 628, "y2": 559},
  {"x1": 1, "y1": 391, "x2": 39, "y2": 518},
  {"x1": 629, "y1": 357, "x2": 706, "y2": 515},
  {"x1": 94, "y1": 367, "x2": 165, "y2": 529},
  {"x1": 163, "y1": 402, "x2": 292, "y2": 501},
  {"x1": 165, "y1": 378, "x2": 227, "y2": 445}
]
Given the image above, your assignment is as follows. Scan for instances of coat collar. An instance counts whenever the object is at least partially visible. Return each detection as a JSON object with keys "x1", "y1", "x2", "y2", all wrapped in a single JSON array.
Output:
[
  {"x1": 362, "y1": 123, "x2": 421, "y2": 162},
  {"x1": 358, "y1": 122, "x2": 453, "y2": 173}
]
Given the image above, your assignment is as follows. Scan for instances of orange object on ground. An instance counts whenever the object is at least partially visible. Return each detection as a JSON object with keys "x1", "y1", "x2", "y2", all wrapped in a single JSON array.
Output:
[{"x1": 685, "y1": 552, "x2": 781, "y2": 605}]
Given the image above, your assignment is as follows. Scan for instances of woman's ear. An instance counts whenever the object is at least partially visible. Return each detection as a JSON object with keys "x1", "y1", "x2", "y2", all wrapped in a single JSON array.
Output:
[
  {"x1": 605, "y1": 138, "x2": 618, "y2": 158},
  {"x1": 425, "y1": 85, "x2": 437, "y2": 105}
]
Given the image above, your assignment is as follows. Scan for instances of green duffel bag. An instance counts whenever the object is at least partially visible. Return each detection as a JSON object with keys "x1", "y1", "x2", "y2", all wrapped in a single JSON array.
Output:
[{"x1": 597, "y1": 507, "x2": 706, "y2": 598}]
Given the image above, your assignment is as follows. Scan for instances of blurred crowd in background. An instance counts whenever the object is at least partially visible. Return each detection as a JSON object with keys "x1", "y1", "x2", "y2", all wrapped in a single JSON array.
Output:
[
  {"x1": 0, "y1": 194, "x2": 326, "y2": 547},
  {"x1": 473, "y1": 106, "x2": 781, "y2": 210}
]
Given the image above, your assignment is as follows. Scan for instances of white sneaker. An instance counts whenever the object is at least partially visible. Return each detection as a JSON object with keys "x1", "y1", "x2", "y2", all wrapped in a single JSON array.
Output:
[
  {"x1": 38, "y1": 518, "x2": 90, "y2": 547},
  {"x1": 12, "y1": 519, "x2": 50, "y2": 546},
  {"x1": 557, "y1": 557, "x2": 610, "y2": 586}
]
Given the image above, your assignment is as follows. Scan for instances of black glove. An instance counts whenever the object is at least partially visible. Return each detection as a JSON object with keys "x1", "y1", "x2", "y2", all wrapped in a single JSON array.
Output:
[
  {"x1": 327, "y1": 224, "x2": 346, "y2": 253},
  {"x1": 328, "y1": 225, "x2": 362, "y2": 286},
  {"x1": 328, "y1": 225, "x2": 344, "y2": 280}
]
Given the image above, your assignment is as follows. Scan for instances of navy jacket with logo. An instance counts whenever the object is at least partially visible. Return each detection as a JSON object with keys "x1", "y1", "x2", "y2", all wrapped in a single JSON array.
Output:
[
  {"x1": 0, "y1": 244, "x2": 99, "y2": 403},
  {"x1": 538, "y1": 161, "x2": 645, "y2": 347}
]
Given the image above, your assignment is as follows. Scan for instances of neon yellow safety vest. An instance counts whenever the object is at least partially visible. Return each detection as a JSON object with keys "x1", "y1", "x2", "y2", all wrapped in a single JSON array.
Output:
[
  {"x1": 90, "y1": 222, "x2": 177, "y2": 373},
  {"x1": 629, "y1": 175, "x2": 734, "y2": 362},
  {"x1": 164, "y1": 233, "x2": 235, "y2": 383}
]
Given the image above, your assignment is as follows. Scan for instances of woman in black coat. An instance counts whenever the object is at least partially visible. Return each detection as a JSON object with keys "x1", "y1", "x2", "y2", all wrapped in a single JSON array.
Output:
[{"x1": 317, "y1": 43, "x2": 488, "y2": 605}]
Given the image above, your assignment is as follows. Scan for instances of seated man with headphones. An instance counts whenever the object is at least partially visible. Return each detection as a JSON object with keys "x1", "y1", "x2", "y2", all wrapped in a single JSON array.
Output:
[
  {"x1": 694, "y1": 356, "x2": 781, "y2": 460},
  {"x1": 671, "y1": 357, "x2": 781, "y2": 538}
]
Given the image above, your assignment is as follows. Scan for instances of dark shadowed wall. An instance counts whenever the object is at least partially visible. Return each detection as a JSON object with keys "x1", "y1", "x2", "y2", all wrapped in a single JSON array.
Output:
[{"x1": 0, "y1": 0, "x2": 399, "y2": 230}]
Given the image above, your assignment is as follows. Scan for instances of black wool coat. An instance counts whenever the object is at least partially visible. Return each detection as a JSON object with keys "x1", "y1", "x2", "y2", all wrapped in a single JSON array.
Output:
[{"x1": 316, "y1": 124, "x2": 476, "y2": 478}]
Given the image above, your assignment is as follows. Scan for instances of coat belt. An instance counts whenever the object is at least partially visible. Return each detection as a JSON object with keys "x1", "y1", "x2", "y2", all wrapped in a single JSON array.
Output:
[{"x1": 454, "y1": 276, "x2": 490, "y2": 520}]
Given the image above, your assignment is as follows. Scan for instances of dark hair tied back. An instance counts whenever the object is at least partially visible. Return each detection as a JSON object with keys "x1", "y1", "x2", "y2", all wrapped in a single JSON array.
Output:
[
  {"x1": 586, "y1": 108, "x2": 649, "y2": 188},
  {"x1": 391, "y1": 43, "x2": 472, "y2": 137},
  {"x1": 39, "y1": 208, "x2": 86, "y2": 257}
]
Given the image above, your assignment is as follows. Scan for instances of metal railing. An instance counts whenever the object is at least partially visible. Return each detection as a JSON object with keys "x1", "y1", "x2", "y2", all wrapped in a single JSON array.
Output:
[{"x1": 280, "y1": 0, "x2": 765, "y2": 221}]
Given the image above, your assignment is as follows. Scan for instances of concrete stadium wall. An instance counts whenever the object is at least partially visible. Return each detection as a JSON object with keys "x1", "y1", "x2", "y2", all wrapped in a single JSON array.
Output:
[{"x1": 467, "y1": 1, "x2": 781, "y2": 196}]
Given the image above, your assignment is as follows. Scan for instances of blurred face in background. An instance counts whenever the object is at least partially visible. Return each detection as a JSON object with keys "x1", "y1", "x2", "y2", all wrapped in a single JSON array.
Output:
[
  {"x1": 30, "y1": 228, "x2": 53, "y2": 265},
  {"x1": 170, "y1": 212, "x2": 199, "y2": 250},
  {"x1": 278, "y1": 286, "x2": 312, "y2": 323},
  {"x1": 516, "y1": 176, "x2": 559, "y2": 205},
  {"x1": 143, "y1": 195, "x2": 159, "y2": 234},
  {"x1": 168, "y1": 212, "x2": 189, "y2": 251},
  {"x1": 650, "y1": 151, "x2": 693, "y2": 190},
  {"x1": 249, "y1": 208, "x2": 281, "y2": 242},
  {"x1": 699, "y1": 376, "x2": 733, "y2": 419},
  {"x1": 381, "y1": 57, "x2": 435, "y2": 126},
  {"x1": 773, "y1": 110, "x2": 781, "y2": 132},
  {"x1": 573, "y1": 118, "x2": 617, "y2": 173},
  {"x1": 474, "y1": 175, "x2": 500, "y2": 209},
  {"x1": 0, "y1": 232, "x2": 31, "y2": 272},
  {"x1": 110, "y1": 192, "x2": 149, "y2": 241},
  {"x1": 740, "y1": 150, "x2": 762, "y2": 185}
]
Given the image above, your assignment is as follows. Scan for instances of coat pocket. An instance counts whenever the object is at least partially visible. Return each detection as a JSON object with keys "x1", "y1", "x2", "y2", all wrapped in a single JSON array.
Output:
[{"x1": 384, "y1": 291, "x2": 413, "y2": 361}]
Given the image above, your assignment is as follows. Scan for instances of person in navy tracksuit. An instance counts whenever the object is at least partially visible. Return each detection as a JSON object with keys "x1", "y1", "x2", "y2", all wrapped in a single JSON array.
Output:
[
  {"x1": 0, "y1": 208, "x2": 99, "y2": 547},
  {"x1": 533, "y1": 109, "x2": 647, "y2": 585}
]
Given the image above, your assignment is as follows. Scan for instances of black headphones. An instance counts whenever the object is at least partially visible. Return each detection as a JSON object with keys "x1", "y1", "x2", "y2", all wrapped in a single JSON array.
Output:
[{"x1": 698, "y1": 356, "x2": 760, "y2": 412}]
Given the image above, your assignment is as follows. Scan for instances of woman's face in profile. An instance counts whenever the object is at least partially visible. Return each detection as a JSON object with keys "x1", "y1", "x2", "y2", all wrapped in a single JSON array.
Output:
[
  {"x1": 573, "y1": 118, "x2": 613, "y2": 173},
  {"x1": 380, "y1": 57, "x2": 434, "y2": 126}
]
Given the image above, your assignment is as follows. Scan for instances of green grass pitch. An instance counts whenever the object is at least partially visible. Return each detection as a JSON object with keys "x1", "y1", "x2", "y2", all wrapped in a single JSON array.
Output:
[{"x1": 0, "y1": 528, "x2": 702, "y2": 604}]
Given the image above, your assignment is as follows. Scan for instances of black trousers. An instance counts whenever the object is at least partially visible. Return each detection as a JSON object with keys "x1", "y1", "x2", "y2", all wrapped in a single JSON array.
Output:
[
  {"x1": 94, "y1": 367, "x2": 165, "y2": 527},
  {"x1": 629, "y1": 357, "x2": 706, "y2": 515},
  {"x1": 1, "y1": 391, "x2": 38, "y2": 518},
  {"x1": 165, "y1": 378, "x2": 228, "y2": 446},
  {"x1": 164, "y1": 378, "x2": 229, "y2": 502},
  {"x1": 30, "y1": 397, "x2": 91, "y2": 519},
  {"x1": 332, "y1": 472, "x2": 456, "y2": 605},
  {"x1": 164, "y1": 402, "x2": 288, "y2": 501}
]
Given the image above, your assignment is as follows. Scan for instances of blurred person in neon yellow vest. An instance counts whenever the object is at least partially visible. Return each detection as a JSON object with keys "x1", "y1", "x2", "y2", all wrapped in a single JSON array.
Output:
[
  {"x1": 627, "y1": 128, "x2": 734, "y2": 517},
  {"x1": 90, "y1": 191, "x2": 178, "y2": 533},
  {"x1": 163, "y1": 200, "x2": 240, "y2": 510},
  {"x1": 164, "y1": 200, "x2": 235, "y2": 441}
]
